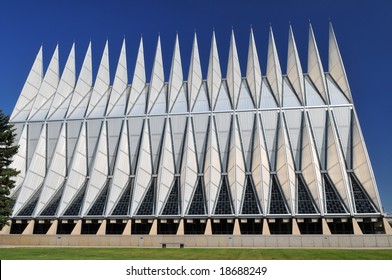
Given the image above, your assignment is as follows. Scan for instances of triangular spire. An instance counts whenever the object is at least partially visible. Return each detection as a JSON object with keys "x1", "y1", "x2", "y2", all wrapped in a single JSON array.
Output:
[
  {"x1": 48, "y1": 43, "x2": 76, "y2": 119},
  {"x1": 67, "y1": 42, "x2": 92, "y2": 118},
  {"x1": 328, "y1": 22, "x2": 352, "y2": 102},
  {"x1": 168, "y1": 33, "x2": 184, "y2": 111},
  {"x1": 29, "y1": 45, "x2": 59, "y2": 120},
  {"x1": 10, "y1": 46, "x2": 43, "y2": 122},
  {"x1": 86, "y1": 40, "x2": 110, "y2": 117},
  {"x1": 227, "y1": 30, "x2": 242, "y2": 108},
  {"x1": 148, "y1": 35, "x2": 164, "y2": 112},
  {"x1": 107, "y1": 38, "x2": 128, "y2": 116},
  {"x1": 308, "y1": 24, "x2": 328, "y2": 103},
  {"x1": 246, "y1": 28, "x2": 262, "y2": 107},
  {"x1": 266, "y1": 26, "x2": 282, "y2": 106},
  {"x1": 287, "y1": 25, "x2": 304, "y2": 104},
  {"x1": 127, "y1": 37, "x2": 146, "y2": 114},
  {"x1": 188, "y1": 32, "x2": 203, "y2": 110},
  {"x1": 207, "y1": 31, "x2": 222, "y2": 109}
]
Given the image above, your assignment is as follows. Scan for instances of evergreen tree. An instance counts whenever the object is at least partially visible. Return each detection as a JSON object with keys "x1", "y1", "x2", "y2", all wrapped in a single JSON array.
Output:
[{"x1": 0, "y1": 109, "x2": 19, "y2": 230}]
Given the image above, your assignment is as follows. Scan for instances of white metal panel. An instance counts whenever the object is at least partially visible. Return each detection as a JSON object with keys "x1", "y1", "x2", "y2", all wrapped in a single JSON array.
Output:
[
  {"x1": 227, "y1": 117, "x2": 246, "y2": 215},
  {"x1": 87, "y1": 41, "x2": 110, "y2": 118},
  {"x1": 286, "y1": 26, "x2": 304, "y2": 105},
  {"x1": 131, "y1": 121, "x2": 152, "y2": 215},
  {"x1": 329, "y1": 23, "x2": 352, "y2": 102},
  {"x1": 66, "y1": 121, "x2": 83, "y2": 169},
  {"x1": 282, "y1": 78, "x2": 301, "y2": 108},
  {"x1": 260, "y1": 110, "x2": 278, "y2": 169},
  {"x1": 252, "y1": 115, "x2": 270, "y2": 214},
  {"x1": 128, "y1": 117, "x2": 144, "y2": 174},
  {"x1": 81, "y1": 121, "x2": 109, "y2": 216},
  {"x1": 214, "y1": 81, "x2": 232, "y2": 111},
  {"x1": 107, "y1": 39, "x2": 128, "y2": 117},
  {"x1": 128, "y1": 37, "x2": 146, "y2": 114},
  {"x1": 106, "y1": 121, "x2": 130, "y2": 215},
  {"x1": 67, "y1": 42, "x2": 92, "y2": 119},
  {"x1": 246, "y1": 28, "x2": 262, "y2": 107},
  {"x1": 237, "y1": 80, "x2": 254, "y2": 110},
  {"x1": 47, "y1": 122, "x2": 62, "y2": 168},
  {"x1": 10, "y1": 46, "x2": 43, "y2": 122},
  {"x1": 9, "y1": 125, "x2": 27, "y2": 196},
  {"x1": 351, "y1": 112, "x2": 381, "y2": 210},
  {"x1": 27, "y1": 122, "x2": 43, "y2": 169},
  {"x1": 29, "y1": 45, "x2": 59, "y2": 121},
  {"x1": 275, "y1": 116, "x2": 296, "y2": 213},
  {"x1": 214, "y1": 113, "x2": 232, "y2": 171},
  {"x1": 188, "y1": 33, "x2": 203, "y2": 110},
  {"x1": 149, "y1": 84, "x2": 167, "y2": 115},
  {"x1": 170, "y1": 84, "x2": 188, "y2": 113},
  {"x1": 237, "y1": 111, "x2": 255, "y2": 171},
  {"x1": 227, "y1": 30, "x2": 242, "y2": 109},
  {"x1": 34, "y1": 123, "x2": 67, "y2": 216},
  {"x1": 260, "y1": 79, "x2": 278, "y2": 109},
  {"x1": 87, "y1": 119, "x2": 103, "y2": 171},
  {"x1": 129, "y1": 86, "x2": 147, "y2": 116},
  {"x1": 192, "y1": 114, "x2": 210, "y2": 171},
  {"x1": 307, "y1": 108, "x2": 327, "y2": 169},
  {"x1": 180, "y1": 117, "x2": 198, "y2": 215},
  {"x1": 301, "y1": 116, "x2": 324, "y2": 213},
  {"x1": 326, "y1": 113, "x2": 352, "y2": 213},
  {"x1": 107, "y1": 118, "x2": 123, "y2": 174},
  {"x1": 156, "y1": 119, "x2": 175, "y2": 214},
  {"x1": 207, "y1": 31, "x2": 221, "y2": 109},
  {"x1": 149, "y1": 116, "x2": 166, "y2": 173},
  {"x1": 308, "y1": 24, "x2": 328, "y2": 103},
  {"x1": 266, "y1": 27, "x2": 282, "y2": 106},
  {"x1": 170, "y1": 115, "x2": 187, "y2": 172},
  {"x1": 192, "y1": 82, "x2": 210, "y2": 112},
  {"x1": 284, "y1": 109, "x2": 303, "y2": 169},
  {"x1": 203, "y1": 119, "x2": 221, "y2": 215},
  {"x1": 168, "y1": 34, "x2": 183, "y2": 111},
  {"x1": 148, "y1": 36, "x2": 165, "y2": 113},
  {"x1": 332, "y1": 106, "x2": 352, "y2": 164},
  {"x1": 305, "y1": 77, "x2": 325, "y2": 106},
  {"x1": 13, "y1": 125, "x2": 47, "y2": 215},
  {"x1": 48, "y1": 43, "x2": 76, "y2": 120},
  {"x1": 58, "y1": 122, "x2": 87, "y2": 215},
  {"x1": 327, "y1": 75, "x2": 350, "y2": 105}
]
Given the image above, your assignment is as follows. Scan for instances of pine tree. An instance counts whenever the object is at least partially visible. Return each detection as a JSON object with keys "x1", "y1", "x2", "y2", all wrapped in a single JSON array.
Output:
[{"x1": 0, "y1": 109, "x2": 19, "y2": 230}]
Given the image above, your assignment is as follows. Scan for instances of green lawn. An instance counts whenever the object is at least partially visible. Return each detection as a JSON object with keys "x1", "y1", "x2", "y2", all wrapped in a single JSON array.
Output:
[{"x1": 1, "y1": 248, "x2": 392, "y2": 260}]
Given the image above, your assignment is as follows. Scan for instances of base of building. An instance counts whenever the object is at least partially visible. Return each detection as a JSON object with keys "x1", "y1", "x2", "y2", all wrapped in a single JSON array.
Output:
[{"x1": 0, "y1": 234, "x2": 392, "y2": 248}]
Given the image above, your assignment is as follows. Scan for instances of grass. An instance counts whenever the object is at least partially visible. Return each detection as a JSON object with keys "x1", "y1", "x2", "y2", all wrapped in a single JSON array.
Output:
[{"x1": 0, "y1": 248, "x2": 392, "y2": 260}]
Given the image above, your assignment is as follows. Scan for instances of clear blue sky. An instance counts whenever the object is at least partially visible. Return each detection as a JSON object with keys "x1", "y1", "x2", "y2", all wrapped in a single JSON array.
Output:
[{"x1": 0, "y1": 0, "x2": 391, "y2": 213}]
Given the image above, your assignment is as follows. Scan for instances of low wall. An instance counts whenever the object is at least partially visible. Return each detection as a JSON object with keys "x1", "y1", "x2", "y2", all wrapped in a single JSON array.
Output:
[{"x1": 1, "y1": 234, "x2": 392, "y2": 248}]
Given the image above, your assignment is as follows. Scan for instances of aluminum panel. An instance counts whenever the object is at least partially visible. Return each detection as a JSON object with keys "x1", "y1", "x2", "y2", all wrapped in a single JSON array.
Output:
[
  {"x1": 214, "y1": 81, "x2": 232, "y2": 111},
  {"x1": 34, "y1": 124, "x2": 67, "y2": 216},
  {"x1": 260, "y1": 110, "x2": 278, "y2": 169},
  {"x1": 149, "y1": 116, "x2": 165, "y2": 173},
  {"x1": 106, "y1": 122, "x2": 130, "y2": 215},
  {"x1": 284, "y1": 109, "x2": 303, "y2": 169},
  {"x1": 192, "y1": 82, "x2": 209, "y2": 112},
  {"x1": 227, "y1": 30, "x2": 242, "y2": 109},
  {"x1": 107, "y1": 119, "x2": 123, "y2": 174},
  {"x1": 260, "y1": 79, "x2": 278, "y2": 109},
  {"x1": 129, "y1": 86, "x2": 147, "y2": 116},
  {"x1": 10, "y1": 46, "x2": 43, "y2": 122},
  {"x1": 214, "y1": 113, "x2": 232, "y2": 171},
  {"x1": 307, "y1": 108, "x2": 327, "y2": 169},
  {"x1": 192, "y1": 114, "x2": 210, "y2": 171},
  {"x1": 168, "y1": 34, "x2": 183, "y2": 111},
  {"x1": 128, "y1": 117, "x2": 144, "y2": 174},
  {"x1": 170, "y1": 84, "x2": 188, "y2": 113},
  {"x1": 237, "y1": 80, "x2": 254, "y2": 110},
  {"x1": 29, "y1": 45, "x2": 59, "y2": 121},
  {"x1": 282, "y1": 78, "x2": 301, "y2": 108},
  {"x1": 327, "y1": 75, "x2": 350, "y2": 105},
  {"x1": 237, "y1": 111, "x2": 255, "y2": 171},
  {"x1": 180, "y1": 118, "x2": 198, "y2": 215},
  {"x1": 332, "y1": 106, "x2": 352, "y2": 166},
  {"x1": 207, "y1": 31, "x2": 221, "y2": 109},
  {"x1": 87, "y1": 119, "x2": 103, "y2": 171},
  {"x1": 12, "y1": 125, "x2": 47, "y2": 216},
  {"x1": 148, "y1": 36, "x2": 164, "y2": 113},
  {"x1": 47, "y1": 122, "x2": 62, "y2": 168},
  {"x1": 266, "y1": 27, "x2": 282, "y2": 106},
  {"x1": 170, "y1": 115, "x2": 187, "y2": 172},
  {"x1": 246, "y1": 28, "x2": 262, "y2": 107},
  {"x1": 58, "y1": 122, "x2": 87, "y2": 215},
  {"x1": 188, "y1": 33, "x2": 203, "y2": 110},
  {"x1": 48, "y1": 43, "x2": 76, "y2": 120},
  {"x1": 27, "y1": 122, "x2": 43, "y2": 169},
  {"x1": 81, "y1": 122, "x2": 109, "y2": 216},
  {"x1": 66, "y1": 121, "x2": 83, "y2": 169},
  {"x1": 86, "y1": 41, "x2": 110, "y2": 118},
  {"x1": 287, "y1": 26, "x2": 304, "y2": 105},
  {"x1": 67, "y1": 43, "x2": 92, "y2": 119},
  {"x1": 305, "y1": 76, "x2": 325, "y2": 106},
  {"x1": 149, "y1": 84, "x2": 167, "y2": 115}
]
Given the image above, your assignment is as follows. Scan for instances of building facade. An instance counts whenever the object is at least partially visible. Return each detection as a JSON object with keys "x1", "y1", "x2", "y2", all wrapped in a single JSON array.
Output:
[{"x1": 4, "y1": 24, "x2": 389, "y2": 236}]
